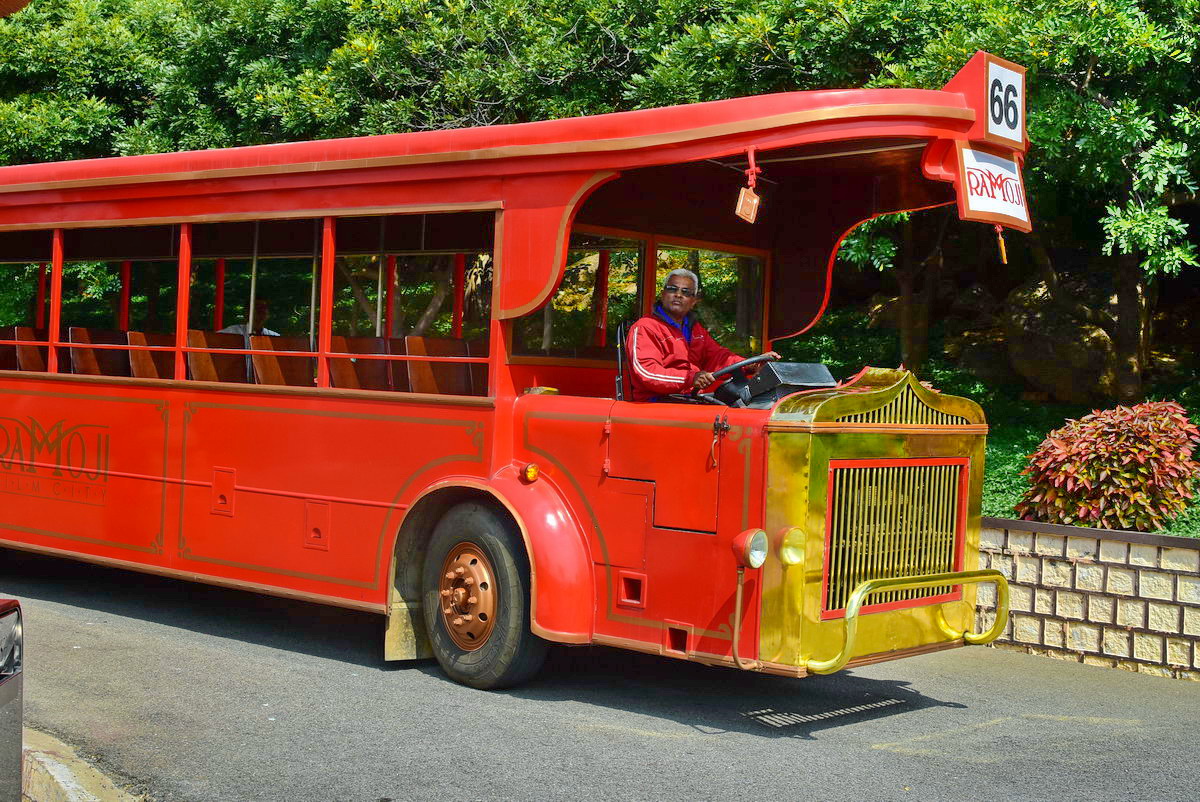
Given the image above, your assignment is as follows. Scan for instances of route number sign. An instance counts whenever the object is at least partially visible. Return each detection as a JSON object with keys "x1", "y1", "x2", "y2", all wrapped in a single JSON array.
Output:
[{"x1": 986, "y1": 60, "x2": 1024, "y2": 147}]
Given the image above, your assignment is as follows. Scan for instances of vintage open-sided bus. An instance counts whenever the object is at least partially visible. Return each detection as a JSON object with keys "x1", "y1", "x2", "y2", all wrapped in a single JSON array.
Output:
[{"x1": 0, "y1": 53, "x2": 1024, "y2": 688}]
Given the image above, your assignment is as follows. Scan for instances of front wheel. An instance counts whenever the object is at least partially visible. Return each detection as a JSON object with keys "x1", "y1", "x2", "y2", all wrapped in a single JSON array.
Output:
[{"x1": 421, "y1": 501, "x2": 547, "y2": 689}]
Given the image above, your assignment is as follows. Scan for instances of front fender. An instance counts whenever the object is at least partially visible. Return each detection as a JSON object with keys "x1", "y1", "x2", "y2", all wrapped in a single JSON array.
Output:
[
  {"x1": 488, "y1": 466, "x2": 594, "y2": 643},
  {"x1": 414, "y1": 469, "x2": 594, "y2": 644}
]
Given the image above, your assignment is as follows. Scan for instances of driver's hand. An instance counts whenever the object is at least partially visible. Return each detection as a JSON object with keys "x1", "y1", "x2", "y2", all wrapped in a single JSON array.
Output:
[
  {"x1": 692, "y1": 371, "x2": 716, "y2": 391},
  {"x1": 749, "y1": 351, "x2": 782, "y2": 375}
]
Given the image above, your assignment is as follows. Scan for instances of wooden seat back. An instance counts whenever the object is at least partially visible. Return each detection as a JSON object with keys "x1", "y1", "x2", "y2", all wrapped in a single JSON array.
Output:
[
  {"x1": 0, "y1": 326, "x2": 18, "y2": 371},
  {"x1": 330, "y1": 336, "x2": 390, "y2": 391},
  {"x1": 127, "y1": 331, "x2": 176, "y2": 379},
  {"x1": 15, "y1": 327, "x2": 48, "y2": 372},
  {"x1": 250, "y1": 335, "x2": 314, "y2": 387},
  {"x1": 69, "y1": 328, "x2": 131, "y2": 377},
  {"x1": 404, "y1": 336, "x2": 471, "y2": 395},
  {"x1": 187, "y1": 330, "x2": 251, "y2": 383}
]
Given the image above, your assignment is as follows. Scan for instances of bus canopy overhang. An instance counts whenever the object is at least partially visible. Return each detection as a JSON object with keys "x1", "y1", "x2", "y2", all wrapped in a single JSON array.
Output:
[
  {"x1": 0, "y1": 51, "x2": 1027, "y2": 341},
  {"x1": 571, "y1": 51, "x2": 1030, "y2": 341}
]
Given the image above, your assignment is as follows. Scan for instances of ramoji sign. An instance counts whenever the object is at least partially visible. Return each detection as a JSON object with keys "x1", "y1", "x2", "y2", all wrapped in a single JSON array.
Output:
[
  {"x1": 924, "y1": 51, "x2": 1032, "y2": 232},
  {"x1": 959, "y1": 145, "x2": 1029, "y2": 226}
]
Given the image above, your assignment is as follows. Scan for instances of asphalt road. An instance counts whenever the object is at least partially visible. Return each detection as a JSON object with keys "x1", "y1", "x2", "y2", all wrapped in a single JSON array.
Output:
[{"x1": 2, "y1": 548, "x2": 1197, "y2": 802}]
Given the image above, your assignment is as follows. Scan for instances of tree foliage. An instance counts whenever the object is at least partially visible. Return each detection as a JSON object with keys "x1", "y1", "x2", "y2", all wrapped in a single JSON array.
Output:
[{"x1": 1, "y1": 0, "x2": 1198, "y2": 396}]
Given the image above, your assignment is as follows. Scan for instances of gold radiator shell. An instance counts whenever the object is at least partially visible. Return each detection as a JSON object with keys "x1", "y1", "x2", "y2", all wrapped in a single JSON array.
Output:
[{"x1": 761, "y1": 369, "x2": 987, "y2": 669}]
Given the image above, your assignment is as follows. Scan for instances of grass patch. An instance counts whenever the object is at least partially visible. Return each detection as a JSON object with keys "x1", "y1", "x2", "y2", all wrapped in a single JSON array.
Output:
[{"x1": 777, "y1": 308, "x2": 1199, "y2": 538}]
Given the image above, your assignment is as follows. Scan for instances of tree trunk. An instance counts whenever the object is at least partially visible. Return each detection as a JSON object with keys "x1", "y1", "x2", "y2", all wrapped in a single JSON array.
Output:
[
  {"x1": 411, "y1": 261, "x2": 451, "y2": 336},
  {"x1": 896, "y1": 219, "x2": 929, "y2": 374},
  {"x1": 337, "y1": 258, "x2": 377, "y2": 328},
  {"x1": 390, "y1": 258, "x2": 408, "y2": 336},
  {"x1": 586, "y1": 257, "x2": 606, "y2": 348},
  {"x1": 1112, "y1": 250, "x2": 1146, "y2": 401},
  {"x1": 540, "y1": 305, "x2": 553, "y2": 351}
]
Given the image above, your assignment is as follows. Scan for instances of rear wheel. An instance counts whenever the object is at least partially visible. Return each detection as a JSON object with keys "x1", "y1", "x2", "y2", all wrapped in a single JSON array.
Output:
[{"x1": 421, "y1": 501, "x2": 547, "y2": 689}]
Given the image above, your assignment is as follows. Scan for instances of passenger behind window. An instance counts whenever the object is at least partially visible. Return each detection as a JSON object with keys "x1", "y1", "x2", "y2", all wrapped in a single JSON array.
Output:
[{"x1": 219, "y1": 299, "x2": 279, "y2": 344}]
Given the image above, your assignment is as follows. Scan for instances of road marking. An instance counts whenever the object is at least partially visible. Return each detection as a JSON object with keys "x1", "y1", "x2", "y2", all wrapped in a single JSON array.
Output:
[
  {"x1": 575, "y1": 722, "x2": 699, "y2": 740},
  {"x1": 871, "y1": 717, "x2": 1011, "y2": 762},
  {"x1": 1021, "y1": 714, "x2": 1141, "y2": 726}
]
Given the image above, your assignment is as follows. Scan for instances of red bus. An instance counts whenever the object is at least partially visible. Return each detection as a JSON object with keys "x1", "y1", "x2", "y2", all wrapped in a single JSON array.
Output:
[{"x1": 0, "y1": 53, "x2": 1022, "y2": 688}]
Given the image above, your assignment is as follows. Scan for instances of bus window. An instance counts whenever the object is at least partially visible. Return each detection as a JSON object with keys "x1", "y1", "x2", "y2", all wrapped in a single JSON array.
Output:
[
  {"x1": 57, "y1": 225, "x2": 180, "y2": 379},
  {"x1": 513, "y1": 232, "x2": 642, "y2": 360},
  {"x1": 656, "y1": 246, "x2": 764, "y2": 357},
  {"x1": 329, "y1": 213, "x2": 493, "y2": 396},
  {"x1": 189, "y1": 219, "x2": 321, "y2": 386},
  {"x1": 0, "y1": 230, "x2": 53, "y2": 373}
]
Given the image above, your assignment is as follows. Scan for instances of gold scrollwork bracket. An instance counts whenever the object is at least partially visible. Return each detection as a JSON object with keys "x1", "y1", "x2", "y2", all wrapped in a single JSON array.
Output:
[{"x1": 803, "y1": 569, "x2": 1010, "y2": 675}]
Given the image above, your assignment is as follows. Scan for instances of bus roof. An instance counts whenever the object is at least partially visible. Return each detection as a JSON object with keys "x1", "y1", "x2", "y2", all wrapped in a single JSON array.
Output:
[{"x1": 0, "y1": 87, "x2": 972, "y2": 194}]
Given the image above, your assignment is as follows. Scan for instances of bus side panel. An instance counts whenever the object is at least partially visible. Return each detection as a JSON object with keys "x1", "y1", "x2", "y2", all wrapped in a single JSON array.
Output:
[
  {"x1": 0, "y1": 376, "x2": 172, "y2": 564},
  {"x1": 177, "y1": 391, "x2": 490, "y2": 605}
]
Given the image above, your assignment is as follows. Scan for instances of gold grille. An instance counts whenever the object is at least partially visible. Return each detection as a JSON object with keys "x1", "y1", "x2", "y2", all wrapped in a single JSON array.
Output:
[
  {"x1": 836, "y1": 385, "x2": 967, "y2": 425},
  {"x1": 824, "y1": 462, "x2": 962, "y2": 615}
]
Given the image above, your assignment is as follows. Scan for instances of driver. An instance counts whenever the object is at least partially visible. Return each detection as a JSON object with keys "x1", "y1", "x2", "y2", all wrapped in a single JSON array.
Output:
[{"x1": 626, "y1": 268, "x2": 779, "y2": 402}]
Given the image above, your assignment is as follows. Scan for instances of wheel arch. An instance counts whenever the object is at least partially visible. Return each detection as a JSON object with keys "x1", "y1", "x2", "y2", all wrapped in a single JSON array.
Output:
[{"x1": 385, "y1": 470, "x2": 594, "y2": 660}]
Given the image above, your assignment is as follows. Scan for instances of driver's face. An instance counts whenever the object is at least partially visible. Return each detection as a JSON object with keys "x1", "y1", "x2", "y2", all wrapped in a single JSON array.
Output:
[{"x1": 659, "y1": 275, "x2": 698, "y2": 322}]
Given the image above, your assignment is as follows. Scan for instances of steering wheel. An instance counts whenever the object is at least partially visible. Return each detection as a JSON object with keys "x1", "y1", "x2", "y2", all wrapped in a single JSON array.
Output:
[
  {"x1": 663, "y1": 353, "x2": 780, "y2": 407},
  {"x1": 711, "y1": 353, "x2": 778, "y2": 379},
  {"x1": 702, "y1": 353, "x2": 779, "y2": 407}
]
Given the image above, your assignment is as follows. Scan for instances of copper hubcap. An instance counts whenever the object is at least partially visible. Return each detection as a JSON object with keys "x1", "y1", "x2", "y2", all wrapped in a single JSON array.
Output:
[{"x1": 438, "y1": 542, "x2": 498, "y2": 651}]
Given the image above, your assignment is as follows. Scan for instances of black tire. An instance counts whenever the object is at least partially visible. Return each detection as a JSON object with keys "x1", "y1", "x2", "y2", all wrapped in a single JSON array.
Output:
[{"x1": 421, "y1": 501, "x2": 547, "y2": 689}]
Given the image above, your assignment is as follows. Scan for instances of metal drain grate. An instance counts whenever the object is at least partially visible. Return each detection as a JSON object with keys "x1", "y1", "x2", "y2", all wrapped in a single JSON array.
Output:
[{"x1": 742, "y1": 698, "x2": 905, "y2": 728}]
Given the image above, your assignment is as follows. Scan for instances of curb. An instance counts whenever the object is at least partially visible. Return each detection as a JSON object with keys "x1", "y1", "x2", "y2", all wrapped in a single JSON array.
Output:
[{"x1": 21, "y1": 728, "x2": 142, "y2": 802}]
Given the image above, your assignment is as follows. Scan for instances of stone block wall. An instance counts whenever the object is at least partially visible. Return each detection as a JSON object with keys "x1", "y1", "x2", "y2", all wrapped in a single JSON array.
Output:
[{"x1": 976, "y1": 517, "x2": 1200, "y2": 681}]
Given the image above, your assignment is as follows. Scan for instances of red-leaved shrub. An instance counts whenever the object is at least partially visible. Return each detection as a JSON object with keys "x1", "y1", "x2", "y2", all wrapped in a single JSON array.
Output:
[{"x1": 1014, "y1": 401, "x2": 1200, "y2": 531}]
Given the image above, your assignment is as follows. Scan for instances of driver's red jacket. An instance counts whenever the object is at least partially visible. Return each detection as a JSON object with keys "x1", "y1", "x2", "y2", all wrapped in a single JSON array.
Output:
[{"x1": 626, "y1": 310, "x2": 743, "y2": 401}]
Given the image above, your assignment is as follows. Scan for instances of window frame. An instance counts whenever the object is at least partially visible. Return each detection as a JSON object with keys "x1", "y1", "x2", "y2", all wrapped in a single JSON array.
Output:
[
  {"x1": 0, "y1": 206, "x2": 499, "y2": 399},
  {"x1": 506, "y1": 223, "x2": 774, "y2": 368}
]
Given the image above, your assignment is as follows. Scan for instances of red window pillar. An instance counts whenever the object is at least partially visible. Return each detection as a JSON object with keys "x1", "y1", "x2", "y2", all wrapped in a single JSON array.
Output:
[
  {"x1": 317, "y1": 217, "x2": 336, "y2": 387},
  {"x1": 119, "y1": 260, "x2": 132, "y2": 330},
  {"x1": 213, "y1": 257, "x2": 226, "y2": 331},
  {"x1": 384, "y1": 254, "x2": 396, "y2": 338},
  {"x1": 174, "y1": 224, "x2": 193, "y2": 380},
  {"x1": 46, "y1": 233, "x2": 63, "y2": 372}
]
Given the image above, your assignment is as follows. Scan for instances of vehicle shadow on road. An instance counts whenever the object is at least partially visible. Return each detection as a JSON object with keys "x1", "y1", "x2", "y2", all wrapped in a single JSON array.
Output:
[
  {"x1": 499, "y1": 645, "x2": 966, "y2": 740},
  {"x1": 0, "y1": 549, "x2": 385, "y2": 668},
  {"x1": 2, "y1": 548, "x2": 966, "y2": 740}
]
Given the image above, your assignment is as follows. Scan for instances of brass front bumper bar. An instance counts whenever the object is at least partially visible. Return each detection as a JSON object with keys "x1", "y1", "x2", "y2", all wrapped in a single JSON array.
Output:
[{"x1": 803, "y1": 569, "x2": 1009, "y2": 675}]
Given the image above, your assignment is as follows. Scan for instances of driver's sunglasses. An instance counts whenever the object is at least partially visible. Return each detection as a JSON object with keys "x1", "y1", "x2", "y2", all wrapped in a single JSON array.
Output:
[{"x1": 663, "y1": 285, "x2": 696, "y2": 297}]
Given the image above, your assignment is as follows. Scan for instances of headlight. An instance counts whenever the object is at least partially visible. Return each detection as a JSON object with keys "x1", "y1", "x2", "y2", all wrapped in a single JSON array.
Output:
[
  {"x1": 779, "y1": 527, "x2": 805, "y2": 566},
  {"x1": 732, "y1": 529, "x2": 768, "y2": 569},
  {"x1": 0, "y1": 609, "x2": 21, "y2": 677}
]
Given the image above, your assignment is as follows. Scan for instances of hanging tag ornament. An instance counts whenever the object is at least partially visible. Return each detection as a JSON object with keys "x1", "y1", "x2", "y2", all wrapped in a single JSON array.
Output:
[
  {"x1": 994, "y1": 224, "x2": 1008, "y2": 265},
  {"x1": 735, "y1": 147, "x2": 763, "y2": 223}
]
